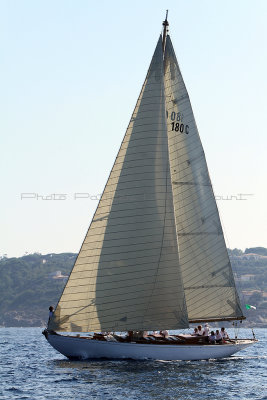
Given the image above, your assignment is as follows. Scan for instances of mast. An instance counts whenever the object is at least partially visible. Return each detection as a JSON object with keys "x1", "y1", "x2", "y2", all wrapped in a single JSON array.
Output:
[{"x1": 162, "y1": 10, "x2": 169, "y2": 54}]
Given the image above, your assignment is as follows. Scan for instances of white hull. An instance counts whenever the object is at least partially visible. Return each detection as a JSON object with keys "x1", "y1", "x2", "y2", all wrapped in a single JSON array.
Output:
[{"x1": 45, "y1": 333, "x2": 255, "y2": 361}]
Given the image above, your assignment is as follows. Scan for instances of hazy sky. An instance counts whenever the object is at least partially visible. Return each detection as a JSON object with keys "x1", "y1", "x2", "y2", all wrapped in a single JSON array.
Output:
[{"x1": 1, "y1": 0, "x2": 266, "y2": 257}]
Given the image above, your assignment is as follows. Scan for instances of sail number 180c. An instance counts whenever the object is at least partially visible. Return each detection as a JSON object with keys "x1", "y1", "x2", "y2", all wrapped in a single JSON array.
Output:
[
  {"x1": 168, "y1": 111, "x2": 189, "y2": 134},
  {"x1": 171, "y1": 122, "x2": 189, "y2": 134}
]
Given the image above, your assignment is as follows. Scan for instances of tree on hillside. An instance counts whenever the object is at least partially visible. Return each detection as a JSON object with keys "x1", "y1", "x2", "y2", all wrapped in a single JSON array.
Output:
[
  {"x1": 228, "y1": 248, "x2": 243, "y2": 256},
  {"x1": 245, "y1": 247, "x2": 267, "y2": 256}
]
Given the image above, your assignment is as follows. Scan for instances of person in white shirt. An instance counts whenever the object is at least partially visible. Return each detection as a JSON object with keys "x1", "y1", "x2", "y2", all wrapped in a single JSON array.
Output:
[
  {"x1": 197, "y1": 325, "x2": 204, "y2": 336},
  {"x1": 220, "y1": 327, "x2": 229, "y2": 340},
  {"x1": 203, "y1": 323, "x2": 210, "y2": 342},
  {"x1": 215, "y1": 329, "x2": 222, "y2": 343},
  {"x1": 160, "y1": 330, "x2": 169, "y2": 338},
  {"x1": 203, "y1": 323, "x2": 210, "y2": 336}
]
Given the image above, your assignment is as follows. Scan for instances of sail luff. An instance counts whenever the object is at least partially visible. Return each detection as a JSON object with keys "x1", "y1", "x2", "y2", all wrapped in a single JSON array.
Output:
[
  {"x1": 49, "y1": 36, "x2": 189, "y2": 333},
  {"x1": 163, "y1": 34, "x2": 244, "y2": 322}
]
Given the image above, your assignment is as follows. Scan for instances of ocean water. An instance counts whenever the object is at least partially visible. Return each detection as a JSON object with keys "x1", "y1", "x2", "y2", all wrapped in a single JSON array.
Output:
[{"x1": 0, "y1": 328, "x2": 266, "y2": 400}]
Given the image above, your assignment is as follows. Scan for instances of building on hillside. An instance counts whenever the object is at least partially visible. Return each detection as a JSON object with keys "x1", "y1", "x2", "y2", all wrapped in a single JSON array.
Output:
[
  {"x1": 49, "y1": 271, "x2": 69, "y2": 280},
  {"x1": 241, "y1": 253, "x2": 260, "y2": 261},
  {"x1": 239, "y1": 274, "x2": 255, "y2": 282}
]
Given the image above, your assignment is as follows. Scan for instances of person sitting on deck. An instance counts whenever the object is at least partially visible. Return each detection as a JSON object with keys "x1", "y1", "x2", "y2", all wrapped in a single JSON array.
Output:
[
  {"x1": 203, "y1": 323, "x2": 210, "y2": 342},
  {"x1": 105, "y1": 333, "x2": 117, "y2": 341},
  {"x1": 215, "y1": 330, "x2": 223, "y2": 344},
  {"x1": 203, "y1": 323, "x2": 210, "y2": 336},
  {"x1": 191, "y1": 327, "x2": 198, "y2": 336},
  {"x1": 209, "y1": 331, "x2": 216, "y2": 344},
  {"x1": 127, "y1": 331, "x2": 133, "y2": 341},
  {"x1": 197, "y1": 325, "x2": 204, "y2": 336},
  {"x1": 160, "y1": 330, "x2": 169, "y2": 338},
  {"x1": 134, "y1": 331, "x2": 148, "y2": 340},
  {"x1": 220, "y1": 327, "x2": 229, "y2": 340}
]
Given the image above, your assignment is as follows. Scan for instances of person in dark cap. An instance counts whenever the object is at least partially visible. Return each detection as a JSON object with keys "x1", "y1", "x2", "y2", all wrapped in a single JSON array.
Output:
[{"x1": 48, "y1": 306, "x2": 54, "y2": 323}]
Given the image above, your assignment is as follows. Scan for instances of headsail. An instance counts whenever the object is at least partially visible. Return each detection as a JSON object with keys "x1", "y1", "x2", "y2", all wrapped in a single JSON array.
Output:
[
  {"x1": 164, "y1": 35, "x2": 244, "y2": 322},
  {"x1": 49, "y1": 36, "x2": 188, "y2": 333}
]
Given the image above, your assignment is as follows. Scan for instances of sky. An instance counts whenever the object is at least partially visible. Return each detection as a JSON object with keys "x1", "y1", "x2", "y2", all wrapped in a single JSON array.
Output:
[{"x1": 1, "y1": 0, "x2": 266, "y2": 257}]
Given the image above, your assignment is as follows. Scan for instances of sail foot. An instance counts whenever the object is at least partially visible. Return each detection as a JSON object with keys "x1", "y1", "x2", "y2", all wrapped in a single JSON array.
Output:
[{"x1": 189, "y1": 316, "x2": 246, "y2": 324}]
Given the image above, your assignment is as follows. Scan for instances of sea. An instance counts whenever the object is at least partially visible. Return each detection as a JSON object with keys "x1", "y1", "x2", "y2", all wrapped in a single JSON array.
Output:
[{"x1": 0, "y1": 328, "x2": 266, "y2": 400}]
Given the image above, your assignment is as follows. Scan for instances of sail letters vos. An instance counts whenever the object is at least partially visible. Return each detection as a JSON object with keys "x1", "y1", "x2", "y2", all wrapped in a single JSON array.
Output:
[{"x1": 167, "y1": 111, "x2": 189, "y2": 134}]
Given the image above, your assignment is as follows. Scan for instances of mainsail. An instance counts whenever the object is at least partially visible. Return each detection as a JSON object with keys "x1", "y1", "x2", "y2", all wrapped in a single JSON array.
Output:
[
  {"x1": 49, "y1": 28, "x2": 244, "y2": 333},
  {"x1": 49, "y1": 36, "x2": 188, "y2": 333}
]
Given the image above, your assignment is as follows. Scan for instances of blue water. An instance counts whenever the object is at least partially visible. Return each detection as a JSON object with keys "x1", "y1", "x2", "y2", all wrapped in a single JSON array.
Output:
[{"x1": 0, "y1": 328, "x2": 266, "y2": 400}]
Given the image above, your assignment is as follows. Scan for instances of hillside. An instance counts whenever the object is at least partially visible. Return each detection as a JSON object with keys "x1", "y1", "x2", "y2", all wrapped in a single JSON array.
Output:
[
  {"x1": 0, "y1": 253, "x2": 76, "y2": 327},
  {"x1": 229, "y1": 247, "x2": 267, "y2": 327},
  {"x1": 0, "y1": 248, "x2": 266, "y2": 327}
]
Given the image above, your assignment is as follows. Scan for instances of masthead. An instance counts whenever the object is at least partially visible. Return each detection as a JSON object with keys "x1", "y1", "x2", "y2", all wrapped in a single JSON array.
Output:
[{"x1": 162, "y1": 10, "x2": 169, "y2": 53}]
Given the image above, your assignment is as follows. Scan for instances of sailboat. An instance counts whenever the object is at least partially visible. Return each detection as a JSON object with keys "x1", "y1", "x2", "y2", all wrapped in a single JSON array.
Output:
[{"x1": 43, "y1": 14, "x2": 256, "y2": 361}]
